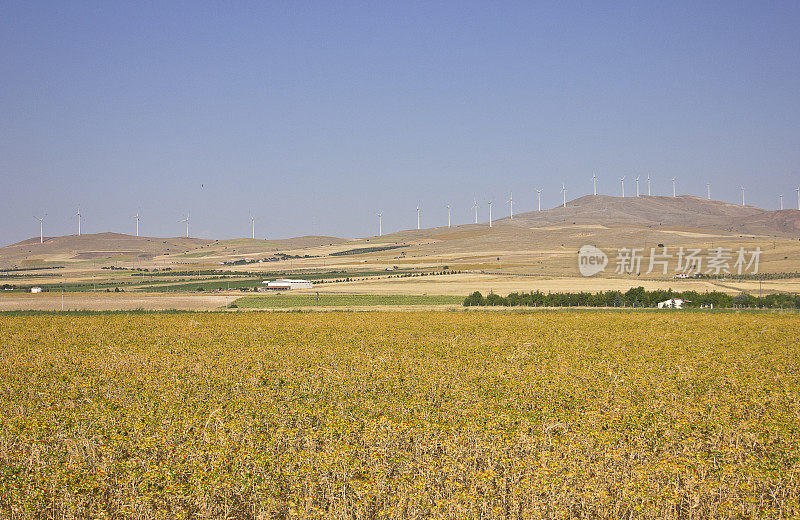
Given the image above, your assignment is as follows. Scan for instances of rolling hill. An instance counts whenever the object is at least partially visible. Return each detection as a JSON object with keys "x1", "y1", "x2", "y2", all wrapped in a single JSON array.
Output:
[{"x1": 2, "y1": 196, "x2": 798, "y2": 270}]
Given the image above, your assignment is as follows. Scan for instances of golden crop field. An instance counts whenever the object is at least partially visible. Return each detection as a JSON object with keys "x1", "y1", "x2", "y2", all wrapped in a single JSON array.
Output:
[{"x1": 1, "y1": 311, "x2": 799, "y2": 519}]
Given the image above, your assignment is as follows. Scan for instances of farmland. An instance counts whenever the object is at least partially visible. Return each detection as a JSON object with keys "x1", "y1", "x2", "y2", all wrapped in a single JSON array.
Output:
[
  {"x1": 1, "y1": 312, "x2": 799, "y2": 518},
  {"x1": 232, "y1": 294, "x2": 463, "y2": 308}
]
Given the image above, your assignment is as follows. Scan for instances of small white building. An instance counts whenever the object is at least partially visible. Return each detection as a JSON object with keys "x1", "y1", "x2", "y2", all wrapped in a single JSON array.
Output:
[
  {"x1": 30, "y1": 287, "x2": 42, "y2": 293},
  {"x1": 261, "y1": 278, "x2": 313, "y2": 290},
  {"x1": 658, "y1": 298, "x2": 689, "y2": 309}
]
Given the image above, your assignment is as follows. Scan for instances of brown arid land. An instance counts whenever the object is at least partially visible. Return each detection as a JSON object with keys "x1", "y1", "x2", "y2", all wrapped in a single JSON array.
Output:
[{"x1": 2, "y1": 195, "x2": 799, "y2": 310}]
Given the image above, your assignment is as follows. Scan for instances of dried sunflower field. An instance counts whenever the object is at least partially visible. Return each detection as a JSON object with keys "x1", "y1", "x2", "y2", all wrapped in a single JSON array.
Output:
[{"x1": 1, "y1": 311, "x2": 798, "y2": 519}]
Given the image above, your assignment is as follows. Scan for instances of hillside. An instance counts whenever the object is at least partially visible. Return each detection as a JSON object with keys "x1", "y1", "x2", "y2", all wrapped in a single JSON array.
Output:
[
  {"x1": 2, "y1": 196, "x2": 799, "y2": 270},
  {"x1": 505, "y1": 195, "x2": 799, "y2": 236},
  {"x1": 0, "y1": 232, "x2": 348, "y2": 268}
]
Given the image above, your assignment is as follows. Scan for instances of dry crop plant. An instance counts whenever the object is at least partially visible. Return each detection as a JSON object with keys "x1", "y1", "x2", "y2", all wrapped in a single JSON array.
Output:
[{"x1": 0, "y1": 311, "x2": 799, "y2": 519}]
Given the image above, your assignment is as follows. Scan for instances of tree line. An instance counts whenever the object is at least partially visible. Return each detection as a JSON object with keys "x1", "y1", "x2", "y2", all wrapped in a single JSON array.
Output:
[{"x1": 463, "y1": 287, "x2": 800, "y2": 309}]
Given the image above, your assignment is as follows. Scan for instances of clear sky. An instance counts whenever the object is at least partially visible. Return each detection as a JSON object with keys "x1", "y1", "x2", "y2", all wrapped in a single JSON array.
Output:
[{"x1": 2, "y1": 1, "x2": 799, "y2": 245}]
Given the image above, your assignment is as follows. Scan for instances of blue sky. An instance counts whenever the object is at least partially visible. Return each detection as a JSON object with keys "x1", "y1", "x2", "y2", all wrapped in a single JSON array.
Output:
[{"x1": 2, "y1": 1, "x2": 799, "y2": 244}]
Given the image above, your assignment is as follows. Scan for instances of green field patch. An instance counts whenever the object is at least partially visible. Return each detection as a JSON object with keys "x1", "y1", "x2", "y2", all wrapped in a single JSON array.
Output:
[
  {"x1": 180, "y1": 250, "x2": 220, "y2": 258},
  {"x1": 141, "y1": 278, "x2": 262, "y2": 292},
  {"x1": 232, "y1": 294, "x2": 462, "y2": 308},
  {"x1": 330, "y1": 244, "x2": 406, "y2": 256}
]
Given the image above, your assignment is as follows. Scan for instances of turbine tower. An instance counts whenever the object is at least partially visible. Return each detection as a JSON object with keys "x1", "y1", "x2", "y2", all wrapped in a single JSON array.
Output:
[
  {"x1": 561, "y1": 184, "x2": 567, "y2": 208},
  {"x1": 487, "y1": 201, "x2": 492, "y2": 227},
  {"x1": 179, "y1": 214, "x2": 190, "y2": 237},
  {"x1": 797, "y1": 187, "x2": 800, "y2": 210},
  {"x1": 619, "y1": 177, "x2": 625, "y2": 198},
  {"x1": 647, "y1": 174, "x2": 651, "y2": 196},
  {"x1": 635, "y1": 176, "x2": 640, "y2": 197},
  {"x1": 132, "y1": 212, "x2": 140, "y2": 237},
  {"x1": 472, "y1": 198, "x2": 478, "y2": 224},
  {"x1": 706, "y1": 182, "x2": 711, "y2": 200},
  {"x1": 445, "y1": 204, "x2": 451, "y2": 228},
  {"x1": 536, "y1": 188, "x2": 542, "y2": 211},
  {"x1": 672, "y1": 177, "x2": 677, "y2": 198},
  {"x1": 250, "y1": 215, "x2": 255, "y2": 239},
  {"x1": 416, "y1": 205, "x2": 420, "y2": 230},
  {"x1": 780, "y1": 194, "x2": 783, "y2": 210},
  {"x1": 35, "y1": 215, "x2": 46, "y2": 244},
  {"x1": 377, "y1": 212, "x2": 383, "y2": 236},
  {"x1": 74, "y1": 207, "x2": 82, "y2": 236},
  {"x1": 507, "y1": 192, "x2": 513, "y2": 219},
  {"x1": 740, "y1": 186, "x2": 745, "y2": 206},
  {"x1": 592, "y1": 172, "x2": 597, "y2": 196}
]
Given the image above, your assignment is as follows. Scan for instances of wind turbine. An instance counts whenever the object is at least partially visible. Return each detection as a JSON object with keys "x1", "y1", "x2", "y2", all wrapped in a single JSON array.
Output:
[
  {"x1": 780, "y1": 194, "x2": 783, "y2": 210},
  {"x1": 472, "y1": 198, "x2": 478, "y2": 224},
  {"x1": 536, "y1": 189, "x2": 542, "y2": 211},
  {"x1": 35, "y1": 215, "x2": 46, "y2": 243},
  {"x1": 672, "y1": 177, "x2": 677, "y2": 198},
  {"x1": 507, "y1": 192, "x2": 513, "y2": 219},
  {"x1": 740, "y1": 186, "x2": 745, "y2": 206},
  {"x1": 635, "y1": 176, "x2": 640, "y2": 197},
  {"x1": 561, "y1": 184, "x2": 567, "y2": 208},
  {"x1": 487, "y1": 201, "x2": 493, "y2": 227},
  {"x1": 619, "y1": 176, "x2": 625, "y2": 198},
  {"x1": 592, "y1": 172, "x2": 597, "y2": 196},
  {"x1": 647, "y1": 174, "x2": 651, "y2": 196},
  {"x1": 179, "y1": 214, "x2": 190, "y2": 237},
  {"x1": 796, "y1": 187, "x2": 800, "y2": 210},
  {"x1": 706, "y1": 182, "x2": 711, "y2": 200},
  {"x1": 250, "y1": 214, "x2": 255, "y2": 239},
  {"x1": 132, "y1": 212, "x2": 140, "y2": 237},
  {"x1": 74, "y1": 207, "x2": 82, "y2": 236},
  {"x1": 377, "y1": 212, "x2": 383, "y2": 236},
  {"x1": 445, "y1": 204, "x2": 451, "y2": 228},
  {"x1": 416, "y1": 205, "x2": 420, "y2": 230}
]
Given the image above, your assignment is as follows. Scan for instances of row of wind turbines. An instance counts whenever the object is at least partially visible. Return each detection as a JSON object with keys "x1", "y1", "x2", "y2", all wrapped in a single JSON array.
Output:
[
  {"x1": 31, "y1": 176, "x2": 799, "y2": 243},
  {"x1": 32, "y1": 208, "x2": 261, "y2": 244},
  {"x1": 375, "y1": 174, "x2": 800, "y2": 236}
]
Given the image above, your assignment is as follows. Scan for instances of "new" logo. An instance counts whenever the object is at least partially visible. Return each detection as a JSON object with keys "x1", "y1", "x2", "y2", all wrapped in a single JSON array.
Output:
[{"x1": 578, "y1": 245, "x2": 608, "y2": 277}]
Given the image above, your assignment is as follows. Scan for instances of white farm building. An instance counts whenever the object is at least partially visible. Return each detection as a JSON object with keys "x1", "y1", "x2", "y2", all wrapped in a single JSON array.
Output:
[
  {"x1": 261, "y1": 279, "x2": 314, "y2": 290},
  {"x1": 658, "y1": 298, "x2": 690, "y2": 309}
]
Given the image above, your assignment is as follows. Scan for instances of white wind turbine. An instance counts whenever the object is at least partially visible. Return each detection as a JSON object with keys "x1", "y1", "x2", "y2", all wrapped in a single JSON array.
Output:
[
  {"x1": 536, "y1": 188, "x2": 542, "y2": 211},
  {"x1": 507, "y1": 192, "x2": 513, "y2": 219},
  {"x1": 416, "y1": 205, "x2": 420, "y2": 230},
  {"x1": 592, "y1": 172, "x2": 597, "y2": 196},
  {"x1": 706, "y1": 182, "x2": 711, "y2": 200},
  {"x1": 487, "y1": 200, "x2": 493, "y2": 227},
  {"x1": 35, "y1": 214, "x2": 46, "y2": 243},
  {"x1": 635, "y1": 176, "x2": 640, "y2": 197},
  {"x1": 132, "y1": 211, "x2": 140, "y2": 237},
  {"x1": 561, "y1": 184, "x2": 567, "y2": 208},
  {"x1": 74, "y1": 207, "x2": 83, "y2": 236},
  {"x1": 740, "y1": 186, "x2": 745, "y2": 206},
  {"x1": 179, "y1": 213, "x2": 190, "y2": 237},
  {"x1": 647, "y1": 174, "x2": 652, "y2": 196},
  {"x1": 250, "y1": 214, "x2": 255, "y2": 239},
  {"x1": 377, "y1": 212, "x2": 383, "y2": 236},
  {"x1": 445, "y1": 204, "x2": 451, "y2": 228},
  {"x1": 472, "y1": 198, "x2": 478, "y2": 224},
  {"x1": 779, "y1": 194, "x2": 783, "y2": 210},
  {"x1": 672, "y1": 177, "x2": 677, "y2": 198},
  {"x1": 796, "y1": 187, "x2": 800, "y2": 210},
  {"x1": 619, "y1": 176, "x2": 625, "y2": 198}
]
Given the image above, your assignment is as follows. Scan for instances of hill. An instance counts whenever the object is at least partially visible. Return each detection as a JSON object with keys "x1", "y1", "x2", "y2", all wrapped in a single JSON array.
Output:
[
  {"x1": 0, "y1": 232, "x2": 348, "y2": 269},
  {"x1": 505, "y1": 195, "x2": 800, "y2": 236},
  {"x1": 1, "y1": 197, "x2": 798, "y2": 271}
]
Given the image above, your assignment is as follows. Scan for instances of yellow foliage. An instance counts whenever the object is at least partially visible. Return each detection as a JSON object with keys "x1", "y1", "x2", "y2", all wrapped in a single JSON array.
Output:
[{"x1": 0, "y1": 311, "x2": 798, "y2": 518}]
